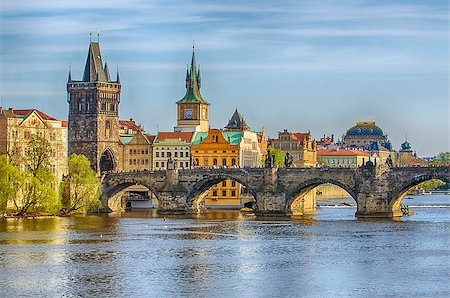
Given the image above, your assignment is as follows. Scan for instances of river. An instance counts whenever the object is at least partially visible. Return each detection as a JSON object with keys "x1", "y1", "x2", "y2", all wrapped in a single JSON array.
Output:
[{"x1": 0, "y1": 194, "x2": 449, "y2": 297}]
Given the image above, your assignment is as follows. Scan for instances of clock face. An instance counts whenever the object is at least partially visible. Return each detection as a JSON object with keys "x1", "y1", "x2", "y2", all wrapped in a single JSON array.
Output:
[{"x1": 184, "y1": 109, "x2": 193, "y2": 119}]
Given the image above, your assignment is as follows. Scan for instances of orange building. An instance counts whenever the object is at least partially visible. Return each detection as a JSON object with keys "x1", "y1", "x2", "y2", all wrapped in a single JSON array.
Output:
[{"x1": 191, "y1": 129, "x2": 245, "y2": 207}]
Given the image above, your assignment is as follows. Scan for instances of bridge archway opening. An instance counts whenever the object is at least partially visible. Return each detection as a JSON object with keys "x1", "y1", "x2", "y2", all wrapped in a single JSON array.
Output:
[
  {"x1": 105, "y1": 181, "x2": 159, "y2": 212},
  {"x1": 288, "y1": 180, "x2": 356, "y2": 216},
  {"x1": 390, "y1": 175, "x2": 449, "y2": 215},
  {"x1": 188, "y1": 176, "x2": 256, "y2": 212}
]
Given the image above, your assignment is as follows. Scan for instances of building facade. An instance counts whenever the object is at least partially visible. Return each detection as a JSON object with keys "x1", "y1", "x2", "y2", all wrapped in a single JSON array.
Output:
[
  {"x1": 270, "y1": 129, "x2": 317, "y2": 167},
  {"x1": 153, "y1": 132, "x2": 194, "y2": 170},
  {"x1": 0, "y1": 108, "x2": 68, "y2": 180},
  {"x1": 317, "y1": 149, "x2": 369, "y2": 168},
  {"x1": 174, "y1": 47, "x2": 210, "y2": 133},
  {"x1": 67, "y1": 36, "x2": 121, "y2": 173}
]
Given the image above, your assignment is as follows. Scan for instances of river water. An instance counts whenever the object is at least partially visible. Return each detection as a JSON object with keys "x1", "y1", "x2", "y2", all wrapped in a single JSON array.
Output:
[{"x1": 0, "y1": 195, "x2": 449, "y2": 297}]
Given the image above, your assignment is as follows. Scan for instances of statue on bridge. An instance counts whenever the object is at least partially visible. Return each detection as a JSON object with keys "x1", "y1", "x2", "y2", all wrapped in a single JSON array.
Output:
[
  {"x1": 265, "y1": 149, "x2": 273, "y2": 168},
  {"x1": 167, "y1": 156, "x2": 177, "y2": 170},
  {"x1": 285, "y1": 152, "x2": 294, "y2": 168},
  {"x1": 386, "y1": 155, "x2": 394, "y2": 168}
]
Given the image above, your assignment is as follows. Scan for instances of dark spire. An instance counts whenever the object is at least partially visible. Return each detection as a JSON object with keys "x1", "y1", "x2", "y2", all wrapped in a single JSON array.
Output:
[
  {"x1": 225, "y1": 109, "x2": 249, "y2": 131},
  {"x1": 82, "y1": 39, "x2": 107, "y2": 82},
  {"x1": 68, "y1": 63, "x2": 72, "y2": 82},
  {"x1": 185, "y1": 64, "x2": 189, "y2": 89},
  {"x1": 116, "y1": 65, "x2": 120, "y2": 84},
  {"x1": 197, "y1": 65, "x2": 201, "y2": 89}
]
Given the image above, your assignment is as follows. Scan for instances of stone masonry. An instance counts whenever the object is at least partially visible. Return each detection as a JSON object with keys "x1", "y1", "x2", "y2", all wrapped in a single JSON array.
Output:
[{"x1": 101, "y1": 165, "x2": 449, "y2": 218}]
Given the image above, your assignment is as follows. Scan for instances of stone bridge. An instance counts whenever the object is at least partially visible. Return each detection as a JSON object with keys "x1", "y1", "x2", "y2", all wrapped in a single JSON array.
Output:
[{"x1": 101, "y1": 165, "x2": 449, "y2": 218}]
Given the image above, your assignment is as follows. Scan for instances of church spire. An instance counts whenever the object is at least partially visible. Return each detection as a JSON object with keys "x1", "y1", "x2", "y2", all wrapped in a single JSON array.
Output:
[
  {"x1": 177, "y1": 46, "x2": 208, "y2": 104},
  {"x1": 116, "y1": 65, "x2": 120, "y2": 84},
  {"x1": 82, "y1": 35, "x2": 107, "y2": 82},
  {"x1": 68, "y1": 63, "x2": 72, "y2": 82}
]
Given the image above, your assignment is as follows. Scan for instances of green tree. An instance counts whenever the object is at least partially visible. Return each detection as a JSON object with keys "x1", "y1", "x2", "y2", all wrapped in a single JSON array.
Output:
[
  {"x1": 13, "y1": 135, "x2": 59, "y2": 216},
  {"x1": 431, "y1": 152, "x2": 450, "y2": 165},
  {"x1": 268, "y1": 147, "x2": 285, "y2": 166},
  {"x1": 60, "y1": 154, "x2": 102, "y2": 215},
  {"x1": 0, "y1": 155, "x2": 23, "y2": 212},
  {"x1": 418, "y1": 179, "x2": 446, "y2": 191}
]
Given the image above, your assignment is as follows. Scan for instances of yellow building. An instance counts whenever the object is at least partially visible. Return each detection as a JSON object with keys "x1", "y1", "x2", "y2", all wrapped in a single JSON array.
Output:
[
  {"x1": 153, "y1": 132, "x2": 194, "y2": 170},
  {"x1": 270, "y1": 129, "x2": 317, "y2": 167},
  {"x1": 0, "y1": 108, "x2": 68, "y2": 180},
  {"x1": 191, "y1": 127, "x2": 261, "y2": 208},
  {"x1": 174, "y1": 47, "x2": 209, "y2": 133},
  {"x1": 318, "y1": 149, "x2": 369, "y2": 168}
]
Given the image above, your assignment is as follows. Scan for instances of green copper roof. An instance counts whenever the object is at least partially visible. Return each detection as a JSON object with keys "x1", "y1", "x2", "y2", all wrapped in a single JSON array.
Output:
[
  {"x1": 192, "y1": 132, "x2": 209, "y2": 145},
  {"x1": 223, "y1": 132, "x2": 243, "y2": 144},
  {"x1": 120, "y1": 135, "x2": 133, "y2": 145},
  {"x1": 177, "y1": 47, "x2": 209, "y2": 104},
  {"x1": 192, "y1": 131, "x2": 243, "y2": 145}
]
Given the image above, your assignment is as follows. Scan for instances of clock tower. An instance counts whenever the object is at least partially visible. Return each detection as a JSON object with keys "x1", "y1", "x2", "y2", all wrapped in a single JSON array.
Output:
[{"x1": 174, "y1": 46, "x2": 210, "y2": 132}]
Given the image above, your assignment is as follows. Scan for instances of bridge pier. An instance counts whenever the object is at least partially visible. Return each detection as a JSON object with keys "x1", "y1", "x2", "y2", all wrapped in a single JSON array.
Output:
[
  {"x1": 157, "y1": 192, "x2": 189, "y2": 215},
  {"x1": 254, "y1": 192, "x2": 288, "y2": 216}
]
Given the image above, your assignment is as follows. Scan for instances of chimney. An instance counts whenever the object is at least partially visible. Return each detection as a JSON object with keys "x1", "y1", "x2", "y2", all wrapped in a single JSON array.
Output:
[{"x1": 331, "y1": 134, "x2": 334, "y2": 142}]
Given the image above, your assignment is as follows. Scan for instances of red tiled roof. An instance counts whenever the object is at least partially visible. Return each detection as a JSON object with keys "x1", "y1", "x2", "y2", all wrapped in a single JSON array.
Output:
[
  {"x1": 146, "y1": 134, "x2": 156, "y2": 143},
  {"x1": 119, "y1": 119, "x2": 142, "y2": 132},
  {"x1": 13, "y1": 109, "x2": 58, "y2": 121},
  {"x1": 318, "y1": 149, "x2": 369, "y2": 157},
  {"x1": 61, "y1": 120, "x2": 68, "y2": 127},
  {"x1": 155, "y1": 132, "x2": 194, "y2": 143}
]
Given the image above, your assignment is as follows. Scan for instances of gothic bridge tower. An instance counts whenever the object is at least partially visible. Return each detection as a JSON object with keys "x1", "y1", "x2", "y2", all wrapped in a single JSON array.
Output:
[
  {"x1": 67, "y1": 34, "x2": 121, "y2": 173},
  {"x1": 174, "y1": 46, "x2": 210, "y2": 132}
]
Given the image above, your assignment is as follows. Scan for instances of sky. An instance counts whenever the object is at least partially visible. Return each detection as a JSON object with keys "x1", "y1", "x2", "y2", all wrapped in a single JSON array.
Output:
[{"x1": 0, "y1": 0, "x2": 448, "y2": 156}]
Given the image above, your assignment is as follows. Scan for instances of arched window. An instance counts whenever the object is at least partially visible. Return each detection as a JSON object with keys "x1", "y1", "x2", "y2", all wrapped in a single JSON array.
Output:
[
  {"x1": 222, "y1": 158, "x2": 227, "y2": 166},
  {"x1": 231, "y1": 158, "x2": 236, "y2": 166},
  {"x1": 213, "y1": 158, "x2": 218, "y2": 166}
]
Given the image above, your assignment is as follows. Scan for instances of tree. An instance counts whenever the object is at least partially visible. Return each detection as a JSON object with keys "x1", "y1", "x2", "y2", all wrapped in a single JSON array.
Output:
[
  {"x1": 60, "y1": 154, "x2": 102, "y2": 215},
  {"x1": 431, "y1": 152, "x2": 450, "y2": 166},
  {"x1": 12, "y1": 135, "x2": 59, "y2": 216},
  {"x1": 0, "y1": 155, "x2": 22, "y2": 212},
  {"x1": 268, "y1": 147, "x2": 285, "y2": 166}
]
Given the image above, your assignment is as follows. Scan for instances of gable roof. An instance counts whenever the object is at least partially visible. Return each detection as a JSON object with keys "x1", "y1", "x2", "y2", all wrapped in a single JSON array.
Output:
[
  {"x1": 191, "y1": 130, "x2": 243, "y2": 145},
  {"x1": 13, "y1": 109, "x2": 58, "y2": 121},
  {"x1": 119, "y1": 119, "x2": 143, "y2": 132}
]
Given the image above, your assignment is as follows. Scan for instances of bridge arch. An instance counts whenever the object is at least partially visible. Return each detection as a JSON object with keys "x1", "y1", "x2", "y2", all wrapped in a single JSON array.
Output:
[
  {"x1": 186, "y1": 173, "x2": 257, "y2": 208},
  {"x1": 102, "y1": 177, "x2": 161, "y2": 211},
  {"x1": 286, "y1": 178, "x2": 357, "y2": 214},
  {"x1": 389, "y1": 172, "x2": 449, "y2": 210}
]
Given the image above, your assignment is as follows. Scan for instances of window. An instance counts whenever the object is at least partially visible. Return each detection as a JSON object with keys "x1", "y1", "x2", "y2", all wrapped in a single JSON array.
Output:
[
  {"x1": 180, "y1": 152, "x2": 183, "y2": 157},
  {"x1": 129, "y1": 149, "x2": 133, "y2": 154},
  {"x1": 156, "y1": 162, "x2": 159, "y2": 167},
  {"x1": 161, "y1": 152, "x2": 165, "y2": 158},
  {"x1": 222, "y1": 158, "x2": 227, "y2": 166},
  {"x1": 231, "y1": 181, "x2": 236, "y2": 187},
  {"x1": 222, "y1": 181, "x2": 227, "y2": 187},
  {"x1": 137, "y1": 159, "x2": 140, "y2": 165},
  {"x1": 231, "y1": 158, "x2": 236, "y2": 166},
  {"x1": 145, "y1": 149, "x2": 149, "y2": 154},
  {"x1": 129, "y1": 159, "x2": 132, "y2": 165},
  {"x1": 204, "y1": 159, "x2": 208, "y2": 166},
  {"x1": 167, "y1": 152, "x2": 171, "y2": 157},
  {"x1": 175, "y1": 152, "x2": 178, "y2": 157},
  {"x1": 185, "y1": 161, "x2": 189, "y2": 168},
  {"x1": 161, "y1": 162, "x2": 165, "y2": 168},
  {"x1": 145, "y1": 159, "x2": 148, "y2": 165},
  {"x1": 212, "y1": 190, "x2": 217, "y2": 196},
  {"x1": 133, "y1": 159, "x2": 136, "y2": 165},
  {"x1": 133, "y1": 149, "x2": 136, "y2": 154},
  {"x1": 156, "y1": 152, "x2": 159, "y2": 157},
  {"x1": 213, "y1": 158, "x2": 218, "y2": 166},
  {"x1": 222, "y1": 190, "x2": 227, "y2": 197},
  {"x1": 231, "y1": 190, "x2": 236, "y2": 197}
]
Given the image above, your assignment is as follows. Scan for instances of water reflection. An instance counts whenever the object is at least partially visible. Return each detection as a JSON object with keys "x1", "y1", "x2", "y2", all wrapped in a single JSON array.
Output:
[{"x1": 0, "y1": 195, "x2": 449, "y2": 297}]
